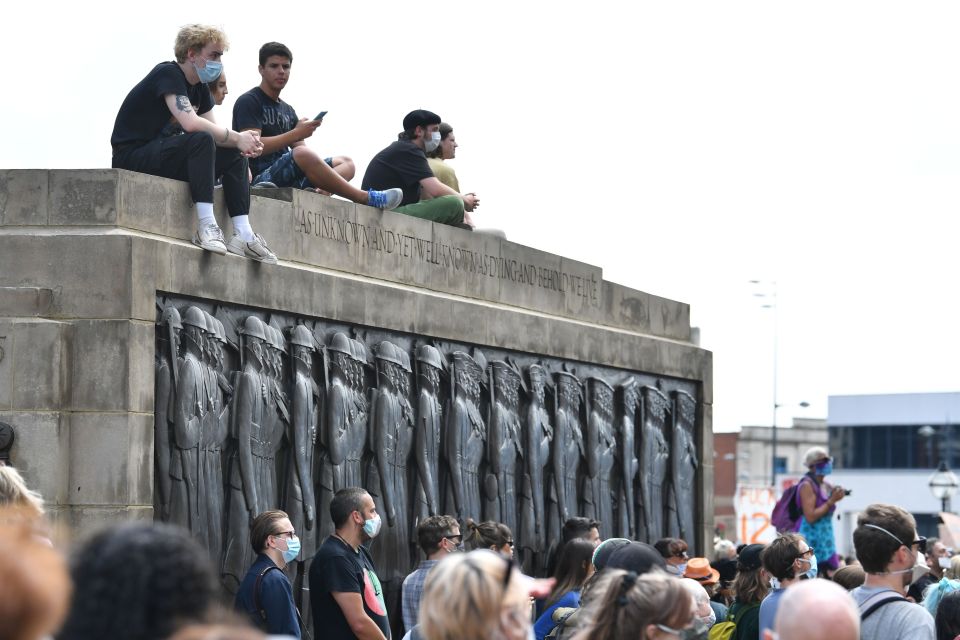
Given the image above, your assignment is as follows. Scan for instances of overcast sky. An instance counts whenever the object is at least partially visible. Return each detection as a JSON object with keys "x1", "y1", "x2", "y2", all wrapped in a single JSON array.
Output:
[{"x1": 6, "y1": 1, "x2": 960, "y2": 433}]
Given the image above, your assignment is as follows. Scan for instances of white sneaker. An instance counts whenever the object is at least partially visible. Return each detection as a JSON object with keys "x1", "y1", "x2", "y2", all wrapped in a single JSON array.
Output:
[
  {"x1": 192, "y1": 223, "x2": 227, "y2": 255},
  {"x1": 227, "y1": 232, "x2": 278, "y2": 264}
]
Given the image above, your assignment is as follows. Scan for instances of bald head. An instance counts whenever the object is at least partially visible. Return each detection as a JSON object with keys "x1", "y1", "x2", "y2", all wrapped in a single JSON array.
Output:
[{"x1": 769, "y1": 580, "x2": 859, "y2": 640}]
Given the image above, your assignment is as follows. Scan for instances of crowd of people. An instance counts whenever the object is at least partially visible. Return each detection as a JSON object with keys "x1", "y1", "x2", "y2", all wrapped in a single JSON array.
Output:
[
  {"x1": 110, "y1": 25, "x2": 482, "y2": 266},
  {"x1": 8, "y1": 443, "x2": 960, "y2": 640}
]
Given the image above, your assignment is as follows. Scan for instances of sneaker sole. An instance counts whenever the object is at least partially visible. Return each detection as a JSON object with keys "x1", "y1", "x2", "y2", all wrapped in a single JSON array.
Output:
[
  {"x1": 192, "y1": 238, "x2": 227, "y2": 255},
  {"x1": 227, "y1": 241, "x2": 278, "y2": 264}
]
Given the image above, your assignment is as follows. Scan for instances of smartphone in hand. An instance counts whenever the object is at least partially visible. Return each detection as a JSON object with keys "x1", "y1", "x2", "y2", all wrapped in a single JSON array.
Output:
[{"x1": 314, "y1": 111, "x2": 328, "y2": 121}]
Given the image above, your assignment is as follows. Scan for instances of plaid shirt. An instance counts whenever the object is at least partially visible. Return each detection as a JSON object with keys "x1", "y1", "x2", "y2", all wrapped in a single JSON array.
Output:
[{"x1": 401, "y1": 559, "x2": 440, "y2": 632}]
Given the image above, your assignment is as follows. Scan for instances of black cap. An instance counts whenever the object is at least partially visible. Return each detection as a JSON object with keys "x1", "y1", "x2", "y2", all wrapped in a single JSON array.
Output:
[
  {"x1": 403, "y1": 109, "x2": 441, "y2": 131},
  {"x1": 737, "y1": 543, "x2": 765, "y2": 572},
  {"x1": 592, "y1": 538, "x2": 632, "y2": 571},
  {"x1": 712, "y1": 558, "x2": 738, "y2": 583},
  {"x1": 606, "y1": 542, "x2": 667, "y2": 575}
]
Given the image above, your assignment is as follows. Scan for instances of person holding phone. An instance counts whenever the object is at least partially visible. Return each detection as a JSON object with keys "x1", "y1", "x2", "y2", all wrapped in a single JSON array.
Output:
[{"x1": 232, "y1": 42, "x2": 402, "y2": 224}]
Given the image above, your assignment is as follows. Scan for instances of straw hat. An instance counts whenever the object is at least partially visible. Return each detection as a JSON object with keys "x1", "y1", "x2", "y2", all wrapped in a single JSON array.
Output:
[{"x1": 683, "y1": 557, "x2": 720, "y2": 585}]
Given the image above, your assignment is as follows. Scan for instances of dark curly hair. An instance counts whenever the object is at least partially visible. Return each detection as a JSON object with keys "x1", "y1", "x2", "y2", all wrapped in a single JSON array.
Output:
[{"x1": 58, "y1": 522, "x2": 218, "y2": 640}]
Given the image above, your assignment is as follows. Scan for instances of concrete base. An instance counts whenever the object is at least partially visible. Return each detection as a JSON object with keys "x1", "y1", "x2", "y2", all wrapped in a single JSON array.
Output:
[{"x1": 0, "y1": 169, "x2": 713, "y2": 549}]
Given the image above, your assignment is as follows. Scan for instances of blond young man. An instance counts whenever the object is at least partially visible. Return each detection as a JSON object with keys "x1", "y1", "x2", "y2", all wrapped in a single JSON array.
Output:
[{"x1": 111, "y1": 24, "x2": 276, "y2": 263}]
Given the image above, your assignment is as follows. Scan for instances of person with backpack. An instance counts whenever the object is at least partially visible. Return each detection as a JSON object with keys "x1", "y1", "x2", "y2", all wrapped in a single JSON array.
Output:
[
  {"x1": 709, "y1": 543, "x2": 766, "y2": 640},
  {"x1": 849, "y1": 503, "x2": 935, "y2": 640},
  {"x1": 797, "y1": 447, "x2": 847, "y2": 576},
  {"x1": 235, "y1": 510, "x2": 302, "y2": 638}
]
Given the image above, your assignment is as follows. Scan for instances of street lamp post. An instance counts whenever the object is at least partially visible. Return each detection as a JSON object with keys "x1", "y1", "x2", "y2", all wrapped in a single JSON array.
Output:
[
  {"x1": 929, "y1": 461, "x2": 959, "y2": 513},
  {"x1": 750, "y1": 280, "x2": 778, "y2": 486}
]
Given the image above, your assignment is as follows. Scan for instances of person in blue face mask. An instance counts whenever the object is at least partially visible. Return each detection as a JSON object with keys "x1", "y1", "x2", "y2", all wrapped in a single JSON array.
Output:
[
  {"x1": 310, "y1": 487, "x2": 391, "y2": 640},
  {"x1": 111, "y1": 24, "x2": 277, "y2": 263},
  {"x1": 797, "y1": 447, "x2": 847, "y2": 577},
  {"x1": 235, "y1": 510, "x2": 304, "y2": 637}
]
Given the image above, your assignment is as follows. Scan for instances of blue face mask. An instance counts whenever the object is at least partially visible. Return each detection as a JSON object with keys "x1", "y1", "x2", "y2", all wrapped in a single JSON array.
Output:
[
  {"x1": 815, "y1": 461, "x2": 833, "y2": 476},
  {"x1": 281, "y1": 536, "x2": 301, "y2": 564},
  {"x1": 801, "y1": 553, "x2": 818, "y2": 579},
  {"x1": 363, "y1": 514, "x2": 382, "y2": 539},
  {"x1": 193, "y1": 58, "x2": 222, "y2": 84}
]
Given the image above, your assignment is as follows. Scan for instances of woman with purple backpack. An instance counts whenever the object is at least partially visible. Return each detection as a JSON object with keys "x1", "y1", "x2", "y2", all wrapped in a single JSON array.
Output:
[{"x1": 797, "y1": 446, "x2": 848, "y2": 577}]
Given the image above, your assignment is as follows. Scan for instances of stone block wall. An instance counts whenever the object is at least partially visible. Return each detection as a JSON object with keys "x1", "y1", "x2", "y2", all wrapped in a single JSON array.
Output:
[{"x1": 0, "y1": 169, "x2": 713, "y2": 550}]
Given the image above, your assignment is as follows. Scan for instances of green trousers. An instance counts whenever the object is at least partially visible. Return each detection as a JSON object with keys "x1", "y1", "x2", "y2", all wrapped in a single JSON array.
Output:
[{"x1": 395, "y1": 195, "x2": 464, "y2": 226}]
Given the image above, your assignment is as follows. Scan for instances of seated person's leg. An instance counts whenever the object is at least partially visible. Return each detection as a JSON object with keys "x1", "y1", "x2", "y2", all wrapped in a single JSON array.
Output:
[
  {"x1": 395, "y1": 195, "x2": 465, "y2": 226},
  {"x1": 115, "y1": 132, "x2": 227, "y2": 254},
  {"x1": 309, "y1": 156, "x2": 356, "y2": 195},
  {"x1": 291, "y1": 146, "x2": 371, "y2": 204},
  {"x1": 328, "y1": 156, "x2": 355, "y2": 182},
  {"x1": 216, "y1": 147, "x2": 277, "y2": 265}
]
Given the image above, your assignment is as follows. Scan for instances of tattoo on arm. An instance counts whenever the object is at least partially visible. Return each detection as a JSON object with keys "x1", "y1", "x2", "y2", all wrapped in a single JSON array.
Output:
[{"x1": 175, "y1": 95, "x2": 194, "y2": 114}]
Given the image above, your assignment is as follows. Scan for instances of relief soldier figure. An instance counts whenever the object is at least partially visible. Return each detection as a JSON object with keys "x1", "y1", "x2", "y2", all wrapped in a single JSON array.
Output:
[
  {"x1": 584, "y1": 378, "x2": 615, "y2": 539},
  {"x1": 414, "y1": 345, "x2": 444, "y2": 518},
  {"x1": 444, "y1": 351, "x2": 486, "y2": 524},
  {"x1": 172, "y1": 306, "x2": 209, "y2": 539},
  {"x1": 639, "y1": 385, "x2": 670, "y2": 542},
  {"x1": 519, "y1": 364, "x2": 553, "y2": 573},
  {"x1": 222, "y1": 316, "x2": 275, "y2": 591},
  {"x1": 670, "y1": 390, "x2": 698, "y2": 542},
  {"x1": 315, "y1": 332, "x2": 353, "y2": 543},
  {"x1": 486, "y1": 361, "x2": 523, "y2": 537},
  {"x1": 368, "y1": 341, "x2": 416, "y2": 581},
  {"x1": 616, "y1": 379, "x2": 640, "y2": 539},
  {"x1": 155, "y1": 306, "x2": 182, "y2": 523},
  {"x1": 345, "y1": 338, "x2": 370, "y2": 489},
  {"x1": 198, "y1": 311, "x2": 228, "y2": 561},
  {"x1": 285, "y1": 326, "x2": 319, "y2": 561},
  {"x1": 553, "y1": 371, "x2": 584, "y2": 527}
]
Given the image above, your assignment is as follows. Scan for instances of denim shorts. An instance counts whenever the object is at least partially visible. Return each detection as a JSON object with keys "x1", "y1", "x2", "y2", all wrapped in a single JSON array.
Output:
[{"x1": 253, "y1": 151, "x2": 334, "y2": 189}]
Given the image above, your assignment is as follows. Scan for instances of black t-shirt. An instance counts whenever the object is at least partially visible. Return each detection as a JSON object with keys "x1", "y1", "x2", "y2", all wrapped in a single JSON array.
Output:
[
  {"x1": 233, "y1": 87, "x2": 299, "y2": 177},
  {"x1": 111, "y1": 62, "x2": 213, "y2": 149},
  {"x1": 908, "y1": 573, "x2": 937, "y2": 602},
  {"x1": 309, "y1": 535, "x2": 390, "y2": 639},
  {"x1": 361, "y1": 140, "x2": 434, "y2": 206}
]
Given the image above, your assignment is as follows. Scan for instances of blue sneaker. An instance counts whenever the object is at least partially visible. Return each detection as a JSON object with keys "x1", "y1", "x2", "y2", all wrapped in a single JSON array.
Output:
[{"x1": 367, "y1": 188, "x2": 403, "y2": 210}]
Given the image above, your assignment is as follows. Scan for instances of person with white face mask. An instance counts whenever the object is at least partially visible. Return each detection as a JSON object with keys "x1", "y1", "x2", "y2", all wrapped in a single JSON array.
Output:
[
  {"x1": 362, "y1": 110, "x2": 481, "y2": 228},
  {"x1": 758, "y1": 533, "x2": 815, "y2": 637},
  {"x1": 311, "y1": 487, "x2": 391, "y2": 640},
  {"x1": 234, "y1": 510, "x2": 304, "y2": 637},
  {"x1": 849, "y1": 504, "x2": 935, "y2": 640},
  {"x1": 679, "y1": 578, "x2": 717, "y2": 631},
  {"x1": 909, "y1": 537, "x2": 950, "y2": 602}
]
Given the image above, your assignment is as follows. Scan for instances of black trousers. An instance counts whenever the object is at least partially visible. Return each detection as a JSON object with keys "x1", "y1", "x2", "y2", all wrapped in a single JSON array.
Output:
[{"x1": 113, "y1": 131, "x2": 250, "y2": 218}]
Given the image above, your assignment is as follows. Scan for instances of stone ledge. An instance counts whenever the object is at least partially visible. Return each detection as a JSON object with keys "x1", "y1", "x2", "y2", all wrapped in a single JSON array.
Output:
[{"x1": 0, "y1": 169, "x2": 690, "y2": 342}]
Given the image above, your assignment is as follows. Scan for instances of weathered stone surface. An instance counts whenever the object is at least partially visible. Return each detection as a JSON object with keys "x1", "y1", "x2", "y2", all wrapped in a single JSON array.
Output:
[
  {"x1": 0, "y1": 170, "x2": 48, "y2": 226},
  {"x1": 0, "y1": 235, "x2": 134, "y2": 320},
  {"x1": 48, "y1": 170, "x2": 120, "y2": 226},
  {"x1": 0, "y1": 169, "x2": 712, "y2": 545},
  {"x1": 11, "y1": 319, "x2": 69, "y2": 410},
  {"x1": 0, "y1": 321, "x2": 11, "y2": 411},
  {"x1": 1, "y1": 410, "x2": 69, "y2": 506},
  {"x1": 69, "y1": 320, "x2": 152, "y2": 413},
  {"x1": 67, "y1": 413, "x2": 153, "y2": 506},
  {"x1": 0, "y1": 287, "x2": 55, "y2": 317},
  {"x1": 59, "y1": 506, "x2": 154, "y2": 541}
]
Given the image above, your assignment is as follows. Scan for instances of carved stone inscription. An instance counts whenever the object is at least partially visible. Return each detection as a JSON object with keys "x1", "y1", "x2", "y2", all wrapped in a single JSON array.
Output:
[
  {"x1": 154, "y1": 295, "x2": 699, "y2": 591},
  {"x1": 293, "y1": 209, "x2": 601, "y2": 306}
]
